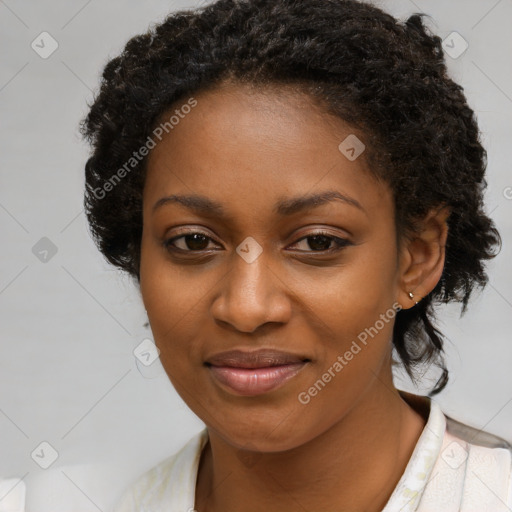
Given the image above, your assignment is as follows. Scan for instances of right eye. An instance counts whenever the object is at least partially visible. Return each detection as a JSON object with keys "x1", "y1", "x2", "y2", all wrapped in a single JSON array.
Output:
[{"x1": 163, "y1": 231, "x2": 219, "y2": 252}]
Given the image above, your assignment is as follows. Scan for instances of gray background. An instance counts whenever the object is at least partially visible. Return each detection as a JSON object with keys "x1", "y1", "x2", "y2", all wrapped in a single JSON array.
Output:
[{"x1": 1, "y1": 0, "x2": 511, "y2": 510}]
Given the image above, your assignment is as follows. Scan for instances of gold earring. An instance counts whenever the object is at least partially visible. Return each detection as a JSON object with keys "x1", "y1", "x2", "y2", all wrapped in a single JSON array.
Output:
[{"x1": 408, "y1": 292, "x2": 420, "y2": 305}]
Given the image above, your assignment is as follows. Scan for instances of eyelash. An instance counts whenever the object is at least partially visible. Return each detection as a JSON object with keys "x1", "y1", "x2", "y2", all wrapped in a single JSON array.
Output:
[{"x1": 162, "y1": 229, "x2": 352, "y2": 255}]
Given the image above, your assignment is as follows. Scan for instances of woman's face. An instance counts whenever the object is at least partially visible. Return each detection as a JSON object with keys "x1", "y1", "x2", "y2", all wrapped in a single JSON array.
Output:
[{"x1": 140, "y1": 82, "x2": 407, "y2": 451}]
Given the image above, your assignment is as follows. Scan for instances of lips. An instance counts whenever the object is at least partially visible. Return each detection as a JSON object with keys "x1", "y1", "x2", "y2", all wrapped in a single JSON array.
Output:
[
  {"x1": 206, "y1": 348, "x2": 308, "y2": 368},
  {"x1": 205, "y1": 348, "x2": 310, "y2": 396}
]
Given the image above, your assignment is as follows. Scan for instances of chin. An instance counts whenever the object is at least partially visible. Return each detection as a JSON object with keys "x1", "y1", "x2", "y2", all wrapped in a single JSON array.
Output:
[{"x1": 206, "y1": 408, "x2": 315, "y2": 453}]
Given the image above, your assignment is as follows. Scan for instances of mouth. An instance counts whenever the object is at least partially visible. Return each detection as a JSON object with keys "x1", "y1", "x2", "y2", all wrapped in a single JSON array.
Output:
[{"x1": 205, "y1": 349, "x2": 311, "y2": 396}]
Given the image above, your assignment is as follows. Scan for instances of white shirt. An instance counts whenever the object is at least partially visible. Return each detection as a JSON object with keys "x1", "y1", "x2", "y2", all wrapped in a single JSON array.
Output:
[{"x1": 112, "y1": 393, "x2": 512, "y2": 512}]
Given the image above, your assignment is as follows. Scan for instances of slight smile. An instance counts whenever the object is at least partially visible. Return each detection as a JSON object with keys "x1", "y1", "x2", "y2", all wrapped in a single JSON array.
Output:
[{"x1": 205, "y1": 348, "x2": 311, "y2": 396}]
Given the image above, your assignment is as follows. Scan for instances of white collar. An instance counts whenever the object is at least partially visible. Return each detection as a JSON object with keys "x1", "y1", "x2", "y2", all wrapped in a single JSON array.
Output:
[{"x1": 382, "y1": 394, "x2": 446, "y2": 511}]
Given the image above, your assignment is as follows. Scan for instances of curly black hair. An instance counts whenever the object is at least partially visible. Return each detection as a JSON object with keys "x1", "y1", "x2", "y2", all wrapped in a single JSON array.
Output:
[{"x1": 80, "y1": 0, "x2": 501, "y2": 396}]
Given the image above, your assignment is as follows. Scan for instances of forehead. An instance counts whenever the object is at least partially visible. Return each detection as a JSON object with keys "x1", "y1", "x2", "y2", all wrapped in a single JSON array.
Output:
[{"x1": 143, "y1": 82, "x2": 391, "y2": 222}]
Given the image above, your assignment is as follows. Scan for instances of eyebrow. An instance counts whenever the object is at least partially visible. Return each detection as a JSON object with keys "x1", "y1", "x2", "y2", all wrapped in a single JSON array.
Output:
[{"x1": 152, "y1": 190, "x2": 365, "y2": 217}]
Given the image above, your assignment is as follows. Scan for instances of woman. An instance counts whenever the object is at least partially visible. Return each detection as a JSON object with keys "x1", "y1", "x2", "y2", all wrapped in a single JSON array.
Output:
[{"x1": 80, "y1": 0, "x2": 511, "y2": 510}]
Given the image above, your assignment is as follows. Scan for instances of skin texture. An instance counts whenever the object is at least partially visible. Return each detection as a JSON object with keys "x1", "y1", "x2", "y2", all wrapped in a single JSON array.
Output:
[{"x1": 139, "y1": 81, "x2": 450, "y2": 512}]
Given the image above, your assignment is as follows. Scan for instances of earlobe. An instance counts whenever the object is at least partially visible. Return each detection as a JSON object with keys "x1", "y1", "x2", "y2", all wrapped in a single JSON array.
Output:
[
  {"x1": 408, "y1": 291, "x2": 420, "y2": 305},
  {"x1": 397, "y1": 205, "x2": 451, "y2": 310}
]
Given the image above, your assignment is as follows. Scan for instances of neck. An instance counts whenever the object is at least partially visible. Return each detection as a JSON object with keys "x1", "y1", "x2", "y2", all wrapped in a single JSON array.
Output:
[{"x1": 195, "y1": 367, "x2": 428, "y2": 512}]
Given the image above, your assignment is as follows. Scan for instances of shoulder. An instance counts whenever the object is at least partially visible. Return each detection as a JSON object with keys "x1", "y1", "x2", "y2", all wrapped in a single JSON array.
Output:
[
  {"x1": 448, "y1": 414, "x2": 512, "y2": 507},
  {"x1": 419, "y1": 406, "x2": 512, "y2": 511},
  {"x1": 445, "y1": 412, "x2": 511, "y2": 450},
  {"x1": 112, "y1": 428, "x2": 208, "y2": 512}
]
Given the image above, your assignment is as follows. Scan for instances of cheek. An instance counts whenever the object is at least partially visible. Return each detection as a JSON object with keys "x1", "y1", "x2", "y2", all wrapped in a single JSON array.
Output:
[
  {"x1": 298, "y1": 266, "x2": 398, "y2": 412},
  {"x1": 304, "y1": 241, "x2": 397, "y2": 335},
  {"x1": 139, "y1": 243, "x2": 206, "y2": 369},
  {"x1": 294, "y1": 243, "x2": 398, "y2": 406},
  {"x1": 141, "y1": 267, "x2": 208, "y2": 407}
]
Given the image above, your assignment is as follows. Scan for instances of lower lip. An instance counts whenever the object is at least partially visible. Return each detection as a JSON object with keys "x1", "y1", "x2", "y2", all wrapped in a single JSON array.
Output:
[{"x1": 208, "y1": 363, "x2": 307, "y2": 396}]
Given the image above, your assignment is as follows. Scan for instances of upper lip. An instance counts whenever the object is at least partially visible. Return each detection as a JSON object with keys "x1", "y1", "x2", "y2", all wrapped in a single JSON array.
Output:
[{"x1": 205, "y1": 348, "x2": 310, "y2": 369}]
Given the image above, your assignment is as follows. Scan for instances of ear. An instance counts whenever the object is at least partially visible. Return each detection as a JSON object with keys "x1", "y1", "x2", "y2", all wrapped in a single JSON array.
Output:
[{"x1": 396, "y1": 205, "x2": 451, "y2": 310}]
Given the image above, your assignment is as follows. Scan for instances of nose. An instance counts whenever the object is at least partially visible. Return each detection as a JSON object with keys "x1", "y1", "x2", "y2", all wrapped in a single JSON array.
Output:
[{"x1": 210, "y1": 250, "x2": 292, "y2": 333}]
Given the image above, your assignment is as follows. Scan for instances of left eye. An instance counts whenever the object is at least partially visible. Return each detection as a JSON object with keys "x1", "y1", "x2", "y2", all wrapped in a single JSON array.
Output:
[{"x1": 290, "y1": 233, "x2": 351, "y2": 252}]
